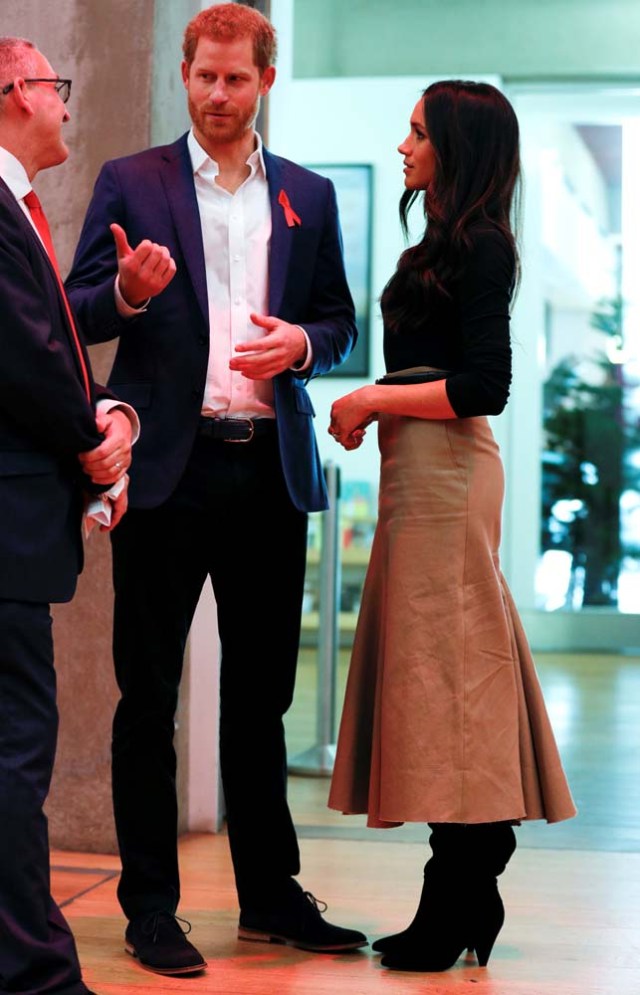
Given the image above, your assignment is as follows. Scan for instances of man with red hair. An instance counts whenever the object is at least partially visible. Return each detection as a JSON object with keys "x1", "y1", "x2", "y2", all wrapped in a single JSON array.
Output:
[{"x1": 68, "y1": 2, "x2": 365, "y2": 976}]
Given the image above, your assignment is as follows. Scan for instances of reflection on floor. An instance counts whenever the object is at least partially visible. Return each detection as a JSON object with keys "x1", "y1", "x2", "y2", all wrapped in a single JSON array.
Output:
[
  {"x1": 51, "y1": 651, "x2": 640, "y2": 994},
  {"x1": 55, "y1": 833, "x2": 640, "y2": 995},
  {"x1": 286, "y1": 651, "x2": 640, "y2": 852}
]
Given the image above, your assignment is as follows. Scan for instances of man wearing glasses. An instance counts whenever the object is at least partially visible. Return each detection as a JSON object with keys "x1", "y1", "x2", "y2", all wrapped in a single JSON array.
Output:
[
  {"x1": 1, "y1": 75, "x2": 72, "y2": 102},
  {"x1": 0, "y1": 37, "x2": 141, "y2": 995}
]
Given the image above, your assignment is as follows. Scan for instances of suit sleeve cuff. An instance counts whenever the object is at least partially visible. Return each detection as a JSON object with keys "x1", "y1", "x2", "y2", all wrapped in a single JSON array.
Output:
[
  {"x1": 114, "y1": 275, "x2": 150, "y2": 317},
  {"x1": 290, "y1": 326, "x2": 313, "y2": 372}
]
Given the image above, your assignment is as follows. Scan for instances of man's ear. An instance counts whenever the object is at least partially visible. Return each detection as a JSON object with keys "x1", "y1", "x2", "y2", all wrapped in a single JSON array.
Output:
[
  {"x1": 11, "y1": 77, "x2": 35, "y2": 117},
  {"x1": 259, "y1": 66, "x2": 276, "y2": 97},
  {"x1": 181, "y1": 60, "x2": 190, "y2": 90}
]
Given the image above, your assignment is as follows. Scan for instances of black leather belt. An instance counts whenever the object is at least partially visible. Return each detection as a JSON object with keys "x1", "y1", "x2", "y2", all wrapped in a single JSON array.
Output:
[{"x1": 197, "y1": 417, "x2": 275, "y2": 443}]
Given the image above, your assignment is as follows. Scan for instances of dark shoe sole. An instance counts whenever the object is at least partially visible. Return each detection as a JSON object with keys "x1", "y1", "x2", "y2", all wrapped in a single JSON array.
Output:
[
  {"x1": 238, "y1": 925, "x2": 368, "y2": 953},
  {"x1": 125, "y1": 943, "x2": 207, "y2": 975},
  {"x1": 381, "y1": 944, "x2": 490, "y2": 972},
  {"x1": 373, "y1": 935, "x2": 477, "y2": 958}
]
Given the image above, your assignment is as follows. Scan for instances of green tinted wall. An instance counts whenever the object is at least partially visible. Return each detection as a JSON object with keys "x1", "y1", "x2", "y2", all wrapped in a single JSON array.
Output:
[{"x1": 293, "y1": 0, "x2": 640, "y2": 79}]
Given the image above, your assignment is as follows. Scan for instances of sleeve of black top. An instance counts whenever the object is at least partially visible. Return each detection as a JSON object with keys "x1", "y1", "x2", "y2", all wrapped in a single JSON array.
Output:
[{"x1": 444, "y1": 229, "x2": 514, "y2": 418}]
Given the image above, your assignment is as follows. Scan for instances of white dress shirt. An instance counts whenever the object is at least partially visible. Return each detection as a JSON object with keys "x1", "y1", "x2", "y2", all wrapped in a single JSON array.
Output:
[
  {"x1": 188, "y1": 129, "x2": 277, "y2": 419},
  {"x1": 0, "y1": 145, "x2": 32, "y2": 218}
]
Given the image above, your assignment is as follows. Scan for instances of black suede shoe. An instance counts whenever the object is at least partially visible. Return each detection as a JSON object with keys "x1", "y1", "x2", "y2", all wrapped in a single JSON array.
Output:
[
  {"x1": 125, "y1": 911, "x2": 207, "y2": 975},
  {"x1": 238, "y1": 882, "x2": 368, "y2": 953}
]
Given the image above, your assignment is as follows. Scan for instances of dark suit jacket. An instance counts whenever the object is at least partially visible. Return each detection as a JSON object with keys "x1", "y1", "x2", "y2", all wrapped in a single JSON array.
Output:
[
  {"x1": 0, "y1": 178, "x2": 105, "y2": 603},
  {"x1": 66, "y1": 134, "x2": 357, "y2": 513}
]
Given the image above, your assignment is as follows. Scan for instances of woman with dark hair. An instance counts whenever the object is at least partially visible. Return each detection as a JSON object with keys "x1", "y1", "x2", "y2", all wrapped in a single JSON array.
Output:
[{"x1": 327, "y1": 80, "x2": 576, "y2": 973}]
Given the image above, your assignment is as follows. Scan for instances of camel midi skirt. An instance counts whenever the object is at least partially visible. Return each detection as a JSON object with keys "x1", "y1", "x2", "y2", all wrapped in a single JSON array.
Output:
[{"x1": 328, "y1": 414, "x2": 576, "y2": 828}]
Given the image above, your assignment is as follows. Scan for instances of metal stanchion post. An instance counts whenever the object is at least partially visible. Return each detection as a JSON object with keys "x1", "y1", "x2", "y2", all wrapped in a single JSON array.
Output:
[{"x1": 288, "y1": 461, "x2": 341, "y2": 776}]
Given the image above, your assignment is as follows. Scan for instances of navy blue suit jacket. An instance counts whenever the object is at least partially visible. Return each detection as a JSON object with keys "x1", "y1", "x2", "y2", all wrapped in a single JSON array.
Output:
[
  {"x1": 0, "y1": 178, "x2": 106, "y2": 603},
  {"x1": 66, "y1": 134, "x2": 357, "y2": 513}
]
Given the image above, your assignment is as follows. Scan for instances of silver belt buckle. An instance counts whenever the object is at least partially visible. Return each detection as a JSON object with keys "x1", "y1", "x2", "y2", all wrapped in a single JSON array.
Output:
[{"x1": 227, "y1": 417, "x2": 254, "y2": 443}]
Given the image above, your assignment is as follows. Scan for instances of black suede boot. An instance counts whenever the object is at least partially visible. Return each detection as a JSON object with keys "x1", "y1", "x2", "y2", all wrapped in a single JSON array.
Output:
[
  {"x1": 378, "y1": 822, "x2": 516, "y2": 972},
  {"x1": 371, "y1": 827, "x2": 440, "y2": 955}
]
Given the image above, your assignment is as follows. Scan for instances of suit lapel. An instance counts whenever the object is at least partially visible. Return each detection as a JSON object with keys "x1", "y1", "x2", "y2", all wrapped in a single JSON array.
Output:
[
  {"x1": 265, "y1": 150, "x2": 293, "y2": 317},
  {"x1": 157, "y1": 142, "x2": 295, "y2": 324},
  {"x1": 159, "y1": 136, "x2": 209, "y2": 325},
  {"x1": 0, "y1": 177, "x2": 63, "y2": 292},
  {"x1": 0, "y1": 179, "x2": 93, "y2": 395}
]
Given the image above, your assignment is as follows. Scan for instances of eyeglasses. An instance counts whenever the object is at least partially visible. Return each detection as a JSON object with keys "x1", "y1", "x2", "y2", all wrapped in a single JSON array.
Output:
[{"x1": 1, "y1": 78, "x2": 72, "y2": 103}]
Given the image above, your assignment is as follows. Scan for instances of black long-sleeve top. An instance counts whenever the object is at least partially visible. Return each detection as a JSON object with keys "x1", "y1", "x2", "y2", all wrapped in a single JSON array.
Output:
[{"x1": 382, "y1": 227, "x2": 514, "y2": 417}]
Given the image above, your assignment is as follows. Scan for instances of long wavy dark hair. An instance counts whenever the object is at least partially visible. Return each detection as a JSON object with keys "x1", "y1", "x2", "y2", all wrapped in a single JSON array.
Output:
[{"x1": 381, "y1": 80, "x2": 522, "y2": 333}]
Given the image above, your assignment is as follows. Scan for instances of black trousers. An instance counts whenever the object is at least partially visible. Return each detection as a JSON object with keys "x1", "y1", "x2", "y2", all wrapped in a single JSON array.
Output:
[
  {"x1": 0, "y1": 600, "x2": 88, "y2": 995},
  {"x1": 110, "y1": 429, "x2": 308, "y2": 917}
]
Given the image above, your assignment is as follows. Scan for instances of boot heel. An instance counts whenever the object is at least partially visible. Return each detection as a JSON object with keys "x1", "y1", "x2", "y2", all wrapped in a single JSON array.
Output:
[
  {"x1": 475, "y1": 934, "x2": 496, "y2": 967},
  {"x1": 470, "y1": 900, "x2": 504, "y2": 966}
]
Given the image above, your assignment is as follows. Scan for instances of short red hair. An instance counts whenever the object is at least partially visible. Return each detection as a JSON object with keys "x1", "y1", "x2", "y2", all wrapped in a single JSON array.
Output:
[{"x1": 183, "y1": 3, "x2": 277, "y2": 73}]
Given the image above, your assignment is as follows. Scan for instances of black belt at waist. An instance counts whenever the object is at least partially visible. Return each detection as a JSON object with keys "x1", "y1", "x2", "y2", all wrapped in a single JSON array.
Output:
[{"x1": 197, "y1": 417, "x2": 276, "y2": 443}]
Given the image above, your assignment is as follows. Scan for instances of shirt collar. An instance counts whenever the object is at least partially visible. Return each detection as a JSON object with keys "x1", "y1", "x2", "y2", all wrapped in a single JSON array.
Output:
[
  {"x1": 187, "y1": 128, "x2": 266, "y2": 183},
  {"x1": 0, "y1": 145, "x2": 32, "y2": 202}
]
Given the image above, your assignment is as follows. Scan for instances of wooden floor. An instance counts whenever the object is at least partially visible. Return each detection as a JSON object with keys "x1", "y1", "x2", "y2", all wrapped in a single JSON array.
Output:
[
  {"x1": 55, "y1": 835, "x2": 640, "y2": 995},
  {"x1": 53, "y1": 652, "x2": 640, "y2": 994}
]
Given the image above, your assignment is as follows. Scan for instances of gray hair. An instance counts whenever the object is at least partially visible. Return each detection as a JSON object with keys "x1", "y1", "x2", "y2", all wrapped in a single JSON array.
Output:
[{"x1": 0, "y1": 38, "x2": 38, "y2": 85}]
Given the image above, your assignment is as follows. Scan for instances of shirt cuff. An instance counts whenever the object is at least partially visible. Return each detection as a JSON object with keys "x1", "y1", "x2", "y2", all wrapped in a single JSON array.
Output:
[
  {"x1": 96, "y1": 398, "x2": 141, "y2": 444},
  {"x1": 114, "y1": 275, "x2": 150, "y2": 317},
  {"x1": 291, "y1": 327, "x2": 313, "y2": 372}
]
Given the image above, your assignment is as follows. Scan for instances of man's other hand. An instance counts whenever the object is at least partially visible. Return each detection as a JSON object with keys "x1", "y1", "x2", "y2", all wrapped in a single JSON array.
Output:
[{"x1": 229, "y1": 313, "x2": 307, "y2": 380}]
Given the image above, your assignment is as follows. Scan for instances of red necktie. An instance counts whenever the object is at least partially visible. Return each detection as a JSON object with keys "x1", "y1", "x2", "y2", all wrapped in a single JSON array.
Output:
[{"x1": 23, "y1": 189, "x2": 91, "y2": 401}]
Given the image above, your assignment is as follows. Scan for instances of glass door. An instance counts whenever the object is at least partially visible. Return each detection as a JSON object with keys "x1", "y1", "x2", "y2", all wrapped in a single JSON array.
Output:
[{"x1": 506, "y1": 84, "x2": 640, "y2": 646}]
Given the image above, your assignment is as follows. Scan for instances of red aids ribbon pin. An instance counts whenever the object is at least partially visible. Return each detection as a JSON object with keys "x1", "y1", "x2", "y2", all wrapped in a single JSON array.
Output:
[{"x1": 278, "y1": 189, "x2": 302, "y2": 228}]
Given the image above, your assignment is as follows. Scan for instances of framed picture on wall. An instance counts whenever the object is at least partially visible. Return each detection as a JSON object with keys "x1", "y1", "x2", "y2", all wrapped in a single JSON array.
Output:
[{"x1": 306, "y1": 163, "x2": 373, "y2": 377}]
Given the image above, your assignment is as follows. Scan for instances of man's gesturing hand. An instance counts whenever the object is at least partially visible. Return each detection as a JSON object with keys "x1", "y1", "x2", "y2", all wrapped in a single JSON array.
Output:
[
  {"x1": 229, "y1": 313, "x2": 307, "y2": 380},
  {"x1": 111, "y1": 223, "x2": 176, "y2": 308}
]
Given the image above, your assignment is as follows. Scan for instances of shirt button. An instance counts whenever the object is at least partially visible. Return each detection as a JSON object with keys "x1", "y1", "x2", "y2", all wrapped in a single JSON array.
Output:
[
  {"x1": 234, "y1": 297, "x2": 241, "y2": 305},
  {"x1": 233, "y1": 254, "x2": 241, "y2": 262}
]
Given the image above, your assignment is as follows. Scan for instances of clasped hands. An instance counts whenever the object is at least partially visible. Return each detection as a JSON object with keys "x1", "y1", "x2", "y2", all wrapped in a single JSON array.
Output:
[
  {"x1": 329, "y1": 386, "x2": 376, "y2": 451},
  {"x1": 79, "y1": 408, "x2": 132, "y2": 531}
]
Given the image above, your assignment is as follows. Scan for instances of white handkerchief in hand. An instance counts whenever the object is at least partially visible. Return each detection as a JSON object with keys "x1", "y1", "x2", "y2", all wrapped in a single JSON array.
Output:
[{"x1": 83, "y1": 476, "x2": 126, "y2": 539}]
